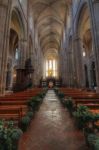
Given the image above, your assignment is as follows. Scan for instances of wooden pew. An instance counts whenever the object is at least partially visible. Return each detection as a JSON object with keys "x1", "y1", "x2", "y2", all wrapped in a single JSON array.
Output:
[
  {"x1": 73, "y1": 99, "x2": 99, "y2": 108},
  {"x1": 0, "y1": 100, "x2": 28, "y2": 105},
  {"x1": 0, "y1": 88, "x2": 43, "y2": 122},
  {"x1": 59, "y1": 88, "x2": 99, "y2": 127},
  {"x1": 0, "y1": 105, "x2": 28, "y2": 121}
]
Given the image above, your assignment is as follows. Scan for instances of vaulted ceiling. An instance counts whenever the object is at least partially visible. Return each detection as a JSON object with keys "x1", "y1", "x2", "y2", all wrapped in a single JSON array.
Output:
[{"x1": 30, "y1": 0, "x2": 71, "y2": 56}]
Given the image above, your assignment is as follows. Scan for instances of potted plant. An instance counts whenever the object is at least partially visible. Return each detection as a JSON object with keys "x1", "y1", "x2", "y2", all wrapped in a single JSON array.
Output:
[
  {"x1": 65, "y1": 97, "x2": 73, "y2": 114},
  {"x1": 0, "y1": 120, "x2": 22, "y2": 150},
  {"x1": 58, "y1": 92, "x2": 65, "y2": 99},
  {"x1": 37, "y1": 93, "x2": 44, "y2": 99},
  {"x1": 0, "y1": 120, "x2": 6, "y2": 149},
  {"x1": 74, "y1": 105, "x2": 94, "y2": 129},
  {"x1": 83, "y1": 123, "x2": 94, "y2": 147},
  {"x1": 11, "y1": 128, "x2": 23, "y2": 150},
  {"x1": 87, "y1": 133, "x2": 98, "y2": 149},
  {"x1": 27, "y1": 111, "x2": 34, "y2": 119},
  {"x1": 94, "y1": 137, "x2": 99, "y2": 150},
  {"x1": 28, "y1": 96, "x2": 39, "y2": 111},
  {"x1": 28, "y1": 100, "x2": 36, "y2": 111},
  {"x1": 54, "y1": 88, "x2": 59, "y2": 95},
  {"x1": 28, "y1": 96, "x2": 43, "y2": 111},
  {"x1": 20, "y1": 116, "x2": 31, "y2": 132}
]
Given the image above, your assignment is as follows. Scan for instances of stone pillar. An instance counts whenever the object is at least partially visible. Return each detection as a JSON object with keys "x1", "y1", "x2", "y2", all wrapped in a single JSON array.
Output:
[
  {"x1": 0, "y1": 0, "x2": 12, "y2": 94},
  {"x1": 88, "y1": 0, "x2": 99, "y2": 91},
  {"x1": 73, "y1": 35, "x2": 84, "y2": 88},
  {"x1": 62, "y1": 54, "x2": 67, "y2": 86},
  {"x1": 30, "y1": 50, "x2": 35, "y2": 86},
  {"x1": 43, "y1": 59, "x2": 46, "y2": 79},
  {"x1": 64, "y1": 53, "x2": 68, "y2": 86},
  {"x1": 65, "y1": 51, "x2": 70, "y2": 86},
  {"x1": 6, "y1": 58, "x2": 13, "y2": 90},
  {"x1": 59, "y1": 51, "x2": 64, "y2": 85},
  {"x1": 67, "y1": 50, "x2": 74, "y2": 87},
  {"x1": 72, "y1": 37, "x2": 78, "y2": 87},
  {"x1": 32, "y1": 52, "x2": 40, "y2": 87}
]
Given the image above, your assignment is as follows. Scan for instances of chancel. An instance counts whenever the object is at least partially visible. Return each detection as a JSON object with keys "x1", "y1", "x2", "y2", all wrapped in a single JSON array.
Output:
[{"x1": 0, "y1": 0, "x2": 99, "y2": 150}]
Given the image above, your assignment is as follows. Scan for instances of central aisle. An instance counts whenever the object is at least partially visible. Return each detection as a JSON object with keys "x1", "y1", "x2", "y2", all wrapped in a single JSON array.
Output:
[{"x1": 19, "y1": 90, "x2": 88, "y2": 150}]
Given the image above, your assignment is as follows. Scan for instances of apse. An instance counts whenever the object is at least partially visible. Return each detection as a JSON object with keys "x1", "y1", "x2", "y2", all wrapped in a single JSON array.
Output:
[{"x1": 43, "y1": 49, "x2": 59, "y2": 79}]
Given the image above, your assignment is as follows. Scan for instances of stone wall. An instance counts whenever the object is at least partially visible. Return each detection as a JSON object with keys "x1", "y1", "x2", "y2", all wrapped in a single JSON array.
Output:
[{"x1": 60, "y1": 0, "x2": 99, "y2": 91}]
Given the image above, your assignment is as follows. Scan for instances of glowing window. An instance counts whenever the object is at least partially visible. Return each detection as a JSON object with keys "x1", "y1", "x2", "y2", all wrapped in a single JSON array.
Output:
[
  {"x1": 46, "y1": 61, "x2": 48, "y2": 71},
  {"x1": 45, "y1": 59, "x2": 57, "y2": 78},
  {"x1": 49, "y1": 60, "x2": 52, "y2": 69},
  {"x1": 15, "y1": 48, "x2": 19, "y2": 60}
]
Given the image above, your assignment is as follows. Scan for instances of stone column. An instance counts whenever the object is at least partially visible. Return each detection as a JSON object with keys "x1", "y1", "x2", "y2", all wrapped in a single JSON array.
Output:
[
  {"x1": 73, "y1": 35, "x2": 84, "y2": 88},
  {"x1": 32, "y1": 51, "x2": 40, "y2": 87},
  {"x1": 59, "y1": 51, "x2": 64, "y2": 85},
  {"x1": 65, "y1": 51, "x2": 70, "y2": 86},
  {"x1": 0, "y1": 0, "x2": 12, "y2": 94},
  {"x1": 64, "y1": 53, "x2": 68, "y2": 86},
  {"x1": 6, "y1": 58, "x2": 13, "y2": 90},
  {"x1": 67, "y1": 50, "x2": 74, "y2": 87},
  {"x1": 88, "y1": 0, "x2": 99, "y2": 91},
  {"x1": 62, "y1": 54, "x2": 67, "y2": 86},
  {"x1": 43, "y1": 59, "x2": 46, "y2": 79}
]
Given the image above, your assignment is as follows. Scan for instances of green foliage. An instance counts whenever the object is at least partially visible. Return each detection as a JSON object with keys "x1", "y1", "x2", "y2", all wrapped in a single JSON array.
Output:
[
  {"x1": 74, "y1": 105, "x2": 94, "y2": 129},
  {"x1": 0, "y1": 120, "x2": 23, "y2": 150},
  {"x1": 93, "y1": 114, "x2": 99, "y2": 122},
  {"x1": 86, "y1": 134, "x2": 99, "y2": 150},
  {"x1": 11, "y1": 128, "x2": 23, "y2": 141},
  {"x1": 28, "y1": 92, "x2": 45, "y2": 111},
  {"x1": 87, "y1": 134, "x2": 97, "y2": 146},
  {"x1": 30, "y1": 96, "x2": 39, "y2": 102},
  {"x1": 28, "y1": 97, "x2": 39, "y2": 111},
  {"x1": 65, "y1": 97, "x2": 73, "y2": 110},
  {"x1": 54, "y1": 88, "x2": 59, "y2": 94},
  {"x1": 58, "y1": 92, "x2": 65, "y2": 99},
  {"x1": 21, "y1": 116, "x2": 30, "y2": 125},
  {"x1": 94, "y1": 138, "x2": 99, "y2": 150},
  {"x1": 27, "y1": 111, "x2": 34, "y2": 119},
  {"x1": 28, "y1": 100, "x2": 35, "y2": 108},
  {"x1": 37, "y1": 92, "x2": 45, "y2": 99},
  {"x1": 20, "y1": 116, "x2": 31, "y2": 131},
  {"x1": 26, "y1": 90, "x2": 47, "y2": 131}
]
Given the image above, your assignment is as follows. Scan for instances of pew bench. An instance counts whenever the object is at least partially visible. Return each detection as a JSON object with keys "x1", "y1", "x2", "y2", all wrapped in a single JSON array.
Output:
[
  {"x1": 74, "y1": 99, "x2": 99, "y2": 109},
  {"x1": 0, "y1": 105, "x2": 28, "y2": 121},
  {"x1": 0, "y1": 100, "x2": 28, "y2": 105}
]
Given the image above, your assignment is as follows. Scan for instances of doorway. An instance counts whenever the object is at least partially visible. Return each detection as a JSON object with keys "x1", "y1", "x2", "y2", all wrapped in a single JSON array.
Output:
[
  {"x1": 84, "y1": 64, "x2": 89, "y2": 88},
  {"x1": 90, "y1": 61, "x2": 96, "y2": 89}
]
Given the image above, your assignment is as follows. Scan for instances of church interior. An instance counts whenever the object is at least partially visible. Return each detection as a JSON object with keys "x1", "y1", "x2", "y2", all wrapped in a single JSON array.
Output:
[{"x1": 0, "y1": 0, "x2": 99, "y2": 149}]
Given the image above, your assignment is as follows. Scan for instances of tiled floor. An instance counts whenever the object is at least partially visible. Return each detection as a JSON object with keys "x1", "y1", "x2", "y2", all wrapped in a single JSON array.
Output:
[{"x1": 18, "y1": 90, "x2": 89, "y2": 150}]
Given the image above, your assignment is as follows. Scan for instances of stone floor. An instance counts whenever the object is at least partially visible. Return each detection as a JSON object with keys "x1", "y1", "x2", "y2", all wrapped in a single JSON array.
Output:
[{"x1": 18, "y1": 90, "x2": 89, "y2": 150}]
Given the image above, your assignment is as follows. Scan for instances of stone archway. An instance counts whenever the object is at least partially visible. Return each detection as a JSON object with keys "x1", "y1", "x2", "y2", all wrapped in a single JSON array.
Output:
[
  {"x1": 74, "y1": 2, "x2": 96, "y2": 89},
  {"x1": 6, "y1": 8, "x2": 26, "y2": 91},
  {"x1": 6, "y1": 29, "x2": 19, "y2": 90},
  {"x1": 83, "y1": 29, "x2": 92, "y2": 57}
]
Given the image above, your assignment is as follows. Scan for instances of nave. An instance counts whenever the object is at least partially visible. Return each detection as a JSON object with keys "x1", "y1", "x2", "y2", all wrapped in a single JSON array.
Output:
[
  {"x1": 19, "y1": 90, "x2": 88, "y2": 150},
  {"x1": 0, "y1": 1, "x2": 99, "y2": 150}
]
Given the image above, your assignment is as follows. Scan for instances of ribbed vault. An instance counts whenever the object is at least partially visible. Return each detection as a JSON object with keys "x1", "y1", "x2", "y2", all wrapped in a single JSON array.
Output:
[{"x1": 30, "y1": 0, "x2": 71, "y2": 55}]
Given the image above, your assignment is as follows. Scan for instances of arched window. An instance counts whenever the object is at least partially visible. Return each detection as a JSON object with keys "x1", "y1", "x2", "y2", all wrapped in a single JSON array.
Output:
[
  {"x1": 15, "y1": 48, "x2": 20, "y2": 61},
  {"x1": 46, "y1": 59, "x2": 57, "y2": 78}
]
